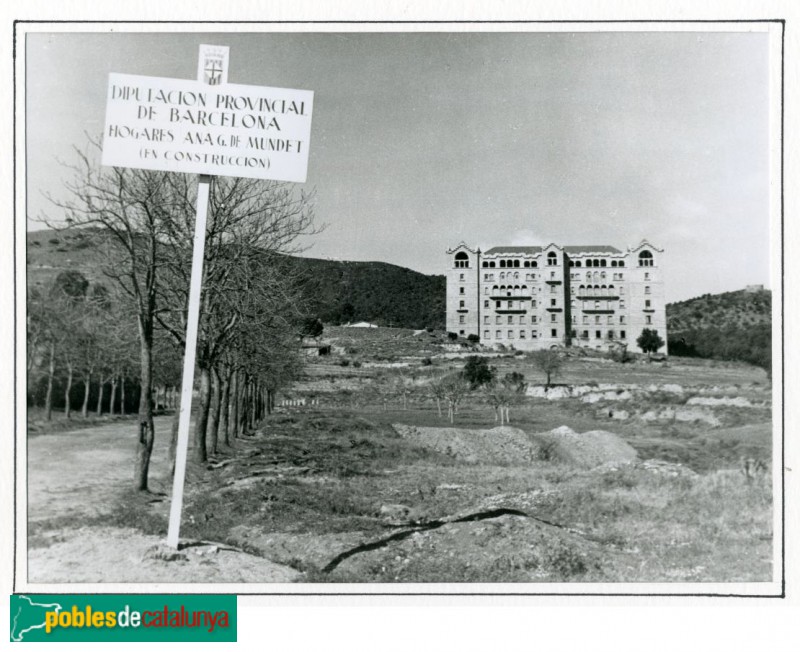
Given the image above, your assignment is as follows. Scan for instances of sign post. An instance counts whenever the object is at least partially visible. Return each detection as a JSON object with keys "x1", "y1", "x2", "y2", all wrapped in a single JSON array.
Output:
[{"x1": 101, "y1": 44, "x2": 313, "y2": 550}]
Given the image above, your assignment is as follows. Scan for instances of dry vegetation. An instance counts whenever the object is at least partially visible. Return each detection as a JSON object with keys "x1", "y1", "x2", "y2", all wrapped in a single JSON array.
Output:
[{"x1": 27, "y1": 329, "x2": 773, "y2": 584}]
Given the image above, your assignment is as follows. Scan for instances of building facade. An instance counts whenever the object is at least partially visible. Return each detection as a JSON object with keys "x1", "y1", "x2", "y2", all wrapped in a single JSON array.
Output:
[{"x1": 446, "y1": 242, "x2": 667, "y2": 353}]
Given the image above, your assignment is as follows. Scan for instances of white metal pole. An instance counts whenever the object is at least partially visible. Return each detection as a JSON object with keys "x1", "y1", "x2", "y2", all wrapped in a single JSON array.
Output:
[
  {"x1": 166, "y1": 174, "x2": 211, "y2": 549},
  {"x1": 165, "y1": 45, "x2": 229, "y2": 549}
]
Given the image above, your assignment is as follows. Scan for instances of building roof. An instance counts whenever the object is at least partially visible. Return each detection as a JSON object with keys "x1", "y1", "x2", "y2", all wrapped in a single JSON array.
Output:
[
  {"x1": 484, "y1": 245, "x2": 622, "y2": 256},
  {"x1": 483, "y1": 246, "x2": 543, "y2": 255},
  {"x1": 562, "y1": 245, "x2": 623, "y2": 254}
]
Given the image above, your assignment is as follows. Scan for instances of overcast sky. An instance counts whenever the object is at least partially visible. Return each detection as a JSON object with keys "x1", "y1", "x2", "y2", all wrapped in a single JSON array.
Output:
[{"x1": 26, "y1": 30, "x2": 771, "y2": 302}]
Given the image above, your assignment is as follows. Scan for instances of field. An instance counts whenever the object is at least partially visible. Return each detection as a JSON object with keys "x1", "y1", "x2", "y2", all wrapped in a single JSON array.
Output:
[{"x1": 26, "y1": 329, "x2": 774, "y2": 585}]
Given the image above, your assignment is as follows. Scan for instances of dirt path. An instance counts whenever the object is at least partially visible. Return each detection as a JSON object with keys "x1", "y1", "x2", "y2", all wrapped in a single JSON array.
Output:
[
  {"x1": 28, "y1": 416, "x2": 175, "y2": 525},
  {"x1": 26, "y1": 416, "x2": 301, "y2": 583}
]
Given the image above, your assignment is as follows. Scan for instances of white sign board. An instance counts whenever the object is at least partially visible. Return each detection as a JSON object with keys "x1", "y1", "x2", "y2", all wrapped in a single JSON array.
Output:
[{"x1": 101, "y1": 72, "x2": 314, "y2": 182}]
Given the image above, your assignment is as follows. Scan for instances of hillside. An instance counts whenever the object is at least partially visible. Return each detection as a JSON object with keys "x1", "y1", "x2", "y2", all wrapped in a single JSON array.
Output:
[
  {"x1": 26, "y1": 229, "x2": 446, "y2": 330},
  {"x1": 666, "y1": 288, "x2": 772, "y2": 374},
  {"x1": 667, "y1": 288, "x2": 771, "y2": 332}
]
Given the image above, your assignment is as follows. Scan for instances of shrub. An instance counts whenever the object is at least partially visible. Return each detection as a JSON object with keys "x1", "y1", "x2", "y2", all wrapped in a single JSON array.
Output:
[
  {"x1": 467, "y1": 333, "x2": 480, "y2": 344},
  {"x1": 462, "y1": 356, "x2": 496, "y2": 388},
  {"x1": 447, "y1": 332, "x2": 458, "y2": 341},
  {"x1": 339, "y1": 359, "x2": 350, "y2": 367},
  {"x1": 352, "y1": 360, "x2": 362, "y2": 368},
  {"x1": 421, "y1": 357, "x2": 433, "y2": 366}
]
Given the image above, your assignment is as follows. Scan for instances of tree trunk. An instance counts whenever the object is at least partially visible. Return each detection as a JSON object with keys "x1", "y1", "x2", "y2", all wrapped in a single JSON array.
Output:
[
  {"x1": 229, "y1": 370, "x2": 240, "y2": 441},
  {"x1": 109, "y1": 378, "x2": 118, "y2": 416},
  {"x1": 81, "y1": 373, "x2": 91, "y2": 418},
  {"x1": 120, "y1": 376, "x2": 126, "y2": 416},
  {"x1": 169, "y1": 407, "x2": 180, "y2": 476},
  {"x1": 45, "y1": 342, "x2": 55, "y2": 421},
  {"x1": 64, "y1": 362, "x2": 73, "y2": 419},
  {"x1": 219, "y1": 371, "x2": 231, "y2": 448},
  {"x1": 436, "y1": 398, "x2": 441, "y2": 418},
  {"x1": 134, "y1": 315, "x2": 155, "y2": 492},
  {"x1": 96, "y1": 379, "x2": 105, "y2": 416},
  {"x1": 207, "y1": 366, "x2": 221, "y2": 456},
  {"x1": 238, "y1": 373, "x2": 248, "y2": 437},
  {"x1": 193, "y1": 365, "x2": 211, "y2": 464}
]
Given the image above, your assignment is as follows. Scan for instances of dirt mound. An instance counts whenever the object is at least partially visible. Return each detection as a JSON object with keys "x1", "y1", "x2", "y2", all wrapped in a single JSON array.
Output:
[
  {"x1": 532, "y1": 426, "x2": 638, "y2": 469},
  {"x1": 392, "y1": 424, "x2": 542, "y2": 464}
]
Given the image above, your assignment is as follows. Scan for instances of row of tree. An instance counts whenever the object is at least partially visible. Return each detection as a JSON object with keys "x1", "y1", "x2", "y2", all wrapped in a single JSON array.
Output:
[{"x1": 30, "y1": 138, "x2": 318, "y2": 491}]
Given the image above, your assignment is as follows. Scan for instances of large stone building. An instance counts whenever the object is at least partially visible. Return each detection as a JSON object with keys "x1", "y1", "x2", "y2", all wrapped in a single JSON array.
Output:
[{"x1": 446, "y1": 241, "x2": 667, "y2": 353}]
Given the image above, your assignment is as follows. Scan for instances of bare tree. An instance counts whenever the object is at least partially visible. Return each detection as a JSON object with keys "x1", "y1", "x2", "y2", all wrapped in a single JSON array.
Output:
[{"x1": 529, "y1": 349, "x2": 563, "y2": 388}]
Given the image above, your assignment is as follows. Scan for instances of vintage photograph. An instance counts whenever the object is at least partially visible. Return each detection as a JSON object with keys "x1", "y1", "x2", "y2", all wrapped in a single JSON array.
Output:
[{"x1": 20, "y1": 25, "x2": 779, "y2": 589}]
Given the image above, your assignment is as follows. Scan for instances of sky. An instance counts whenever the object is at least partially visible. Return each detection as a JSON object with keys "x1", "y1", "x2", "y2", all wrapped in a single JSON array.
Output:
[{"x1": 25, "y1": 29, "x2": 772, "y2": 302}]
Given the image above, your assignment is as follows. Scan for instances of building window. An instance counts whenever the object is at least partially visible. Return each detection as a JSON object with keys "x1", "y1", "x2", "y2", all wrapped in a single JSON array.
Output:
[
  {"x1": 620, "y1": 315, "x2": 626, "y2": 324},
  {"x1": 459, "y1": 286, "x2": 464, "y2": 295},
  {"x1": 595, "y1": 315, "x2": 601, "y2": 324},
  {"x1": 459, "y1": 330, "x2": 465, "y2": 336},
  {"x1": 459, "y1": 315, "x2": 465, "y2": 324},
  {"x1": 484, "y1": 316, "x2": 489, "y2": 324},
  {"x1": 620, "y1": 299, "x2": 625, "y2": 309},
  {"x1": 550, "y1": 285, "x2": 556, "y2": 294},
  {"x1": 582, "y1": 315, "x2": 588, "y2": 325},
  {"x1": 645, "y1": 299, "x2": 651, "y2": 308},
  {"x1": 532, "y1": 330, "x2": 538, "y2": 339},
  {"x1": 459, "y1": 300, "x2": 465, "y2": 308},
  {"x1": 645, "y1": 286, "x2": 651, "y2": 294},
  {"x1": 496, "y1": 330, "x2": 502, "y2": 339},
  {"x1": 532, "y1": 315, "x2": 538, "y2": 323},
  {"x1": 532, "y1": 300, "x2": 537, "y2": 308},
  {"x1": 550, "y1": 271, "x2": 556, "y2": 279},
  {"x1": 551, "y1": 329, "x2": 558, "y2": 337},
  {"x1": 582, "y1": 330, "x2": 589, "y2": 338},
  {"x1": 459, "y1": 273, "x2": 464, "y2": 281},
  {"x1": 507, "y1": 300, "x2": 513, "y2": 308},
  {"x1": 496, "y1": 316, "x2": 502, "y2": 324},
  {"x1": 454, "y1": 252, "x2": 469, "y2": 268},
  {"x1": 551, "y1": 298, "x2": 557, "y2": 307},
  {"x1": 638, "y1": 250, "x2": 654, "y2": 267},
  {"x1": 595, "y1": 330, "x2": 601, "y2": 339},
  {"x1": 551, "y1": 313, "x2": 557, "y2": 323},
  {"x1": 594, "y1": 301, "x2": 600, "y2": 309},
  {"x1": 646, "y1": 315, "x2": 652, "y2": 324},
  {"x1": 519, "y1": 315, "x2": 526, "y2": 325},
  {"x1": 496, "y1": 301, "x2": 500, "y2": 309},
  {"x1": 507, "y1": 315, "x2": 513, "y2": 324},
  {"x1": 508, "y1": 330, "x2": 514, "y2": 339},
  {"x1": 484, "y1": 300, "x2": 489, "y2": 308},
  {"x1": 571, "y1": 315, "x2": 576, "y2": 324},
  {"x1": 644, "y1": 272, "x2": 650, "y2": 280},
  {"x1": 621, "y1": 330, "x2": 626, "y2": 339},
  {"x1": 520, "y1": 330, "x2": 526, "y2": 338},
  {"x1": 484, "y1": 330, "x2": 489, "y2": 339},
  {"x1": 607, "y1": 315, "x2": 613, "y2": 324},
  {"x1": 608, "y1": 330, "x2": 615, "y2": 339}
]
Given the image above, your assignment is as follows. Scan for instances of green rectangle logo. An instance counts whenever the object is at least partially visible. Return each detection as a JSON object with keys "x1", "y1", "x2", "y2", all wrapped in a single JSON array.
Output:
[{"x1": 10, "y1": 594, "x2": 236, "y2": 642}]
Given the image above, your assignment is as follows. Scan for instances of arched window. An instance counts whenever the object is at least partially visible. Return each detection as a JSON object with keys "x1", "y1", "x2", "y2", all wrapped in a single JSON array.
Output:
[
  {"x1": 454, "y1": 251, "x2": 469, "y2": 268},
  {"x1": 524, "y1": 260, "x2": 530, "y2": 268},
  {"x1": 600, "y1": 259, "x2": 607, "y2": 267},
  {"x1": 618, "y1": 260, "x2": 624, "y2": 267},
  {"x1": 586, "y1": 272, "x2": 592, "y2": 281},
  {"x1": 639, "y1": 250, "x2": 654, "y2": 267},
  {"x1": 575, "y1": 260, "x2": 582, "y2": 267},
  {"x1": 500, "y1": 272, "x2": 505, "y2": 281},
  {"x1": 482, "y1": 261, "x2": 488, "y2": 267},
  {"x1": 513, "y1": 260, "x2": 520, "y2": 268},
  {"x1": 499, "y1": 260, "x2": 506, "y2": 268},
  {"x1": 489, "y1": 261, "x2": 496, "y2": 268},
  {"x1": 547, "y1": 251, "x2": 557, "y2": 266}
]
